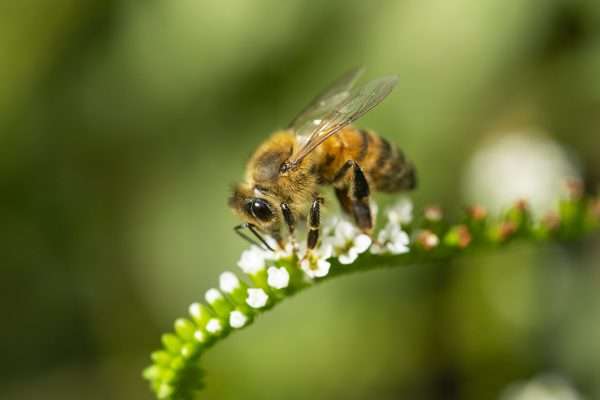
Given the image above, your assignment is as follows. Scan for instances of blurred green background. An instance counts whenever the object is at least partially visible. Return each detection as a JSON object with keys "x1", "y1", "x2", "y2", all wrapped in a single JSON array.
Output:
[{"x1": 2, "y1": 1, "x2": 600, "y2": 399}]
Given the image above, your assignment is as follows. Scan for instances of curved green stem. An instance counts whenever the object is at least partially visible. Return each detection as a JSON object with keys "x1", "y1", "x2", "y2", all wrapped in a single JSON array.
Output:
[{"x1": 142, "y1": 192, "x2": 599, "y2": 400}]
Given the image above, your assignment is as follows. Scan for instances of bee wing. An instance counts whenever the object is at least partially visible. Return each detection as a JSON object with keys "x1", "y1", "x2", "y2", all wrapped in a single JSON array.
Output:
[
  {"x1": 288, "y1": 75, "x2": 398, "y2": 165},
  {"x1": 288, "y1": 67, "x2": 364, "y2": 131}
]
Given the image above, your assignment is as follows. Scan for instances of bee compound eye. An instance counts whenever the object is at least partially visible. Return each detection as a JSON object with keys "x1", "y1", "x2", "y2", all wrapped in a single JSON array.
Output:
[{"x1": 251, "y1": 199, "x2": 273, "y2": 221}]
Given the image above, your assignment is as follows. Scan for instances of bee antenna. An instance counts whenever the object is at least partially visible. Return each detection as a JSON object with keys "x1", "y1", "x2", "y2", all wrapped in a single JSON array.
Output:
[{"x1": 234, "y1": 223, "x2": 275, "y2": 252}]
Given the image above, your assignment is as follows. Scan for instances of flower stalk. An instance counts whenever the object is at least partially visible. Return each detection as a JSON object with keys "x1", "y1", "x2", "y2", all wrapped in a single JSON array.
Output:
[{"x1": 143, "y1": 191, "x2": 600, "y2": 400}]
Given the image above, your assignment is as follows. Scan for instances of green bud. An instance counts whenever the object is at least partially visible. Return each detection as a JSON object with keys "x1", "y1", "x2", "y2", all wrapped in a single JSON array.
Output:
[
  {"x1": 142, "y1": 364, "x2": 163, "y2": 380},
  {"x1": 161, "y1": 333, "x2": 182, "y2": 354},
  {"x1": 156, "y1": 382, "x2": 174, "y2": 399},
  {"x1": 174, "y1": 318, "x2": 196, "y2": 341},
  {"x1": 180, "y1": 341, "x2": 200, "y2": 359},
  {"x1": 170, "y1": 356, "x2": 185, "y2": 370},
  {"x1": 205, "y1": 289, "x2": 234, "y2": 318},
  {"x1": 444, "y1": 225, "x2": 471, "y2": 248},
  {"x1": 150, "y1": 351, "x2": 172, "y2": 367},
  {"x1": 188, "y1": 302, "x2": 212, "y2": 327},
  {"x1": 160, "y1": 367, "x2": 176, "y2": 383}
]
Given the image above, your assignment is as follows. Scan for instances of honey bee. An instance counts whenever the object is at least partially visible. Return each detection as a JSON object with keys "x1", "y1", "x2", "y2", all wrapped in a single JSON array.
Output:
[{"x1": 229, "y1": 68, "x2": 416, "y2": 251}]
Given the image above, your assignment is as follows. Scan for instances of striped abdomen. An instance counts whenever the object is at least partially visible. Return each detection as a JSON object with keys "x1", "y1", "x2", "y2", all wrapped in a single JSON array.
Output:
[{"x1": 316, "y1": 127, "x2": 416, "y2": 192}]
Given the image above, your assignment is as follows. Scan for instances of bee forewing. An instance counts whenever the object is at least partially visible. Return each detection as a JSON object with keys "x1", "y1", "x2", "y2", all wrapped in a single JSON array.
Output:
[
  {"x1": 288, "y1": 67, "x2": 364, "y2": 132},
  {"x1": 289, "y1": 75, "x2": 399, "y2": 165}
]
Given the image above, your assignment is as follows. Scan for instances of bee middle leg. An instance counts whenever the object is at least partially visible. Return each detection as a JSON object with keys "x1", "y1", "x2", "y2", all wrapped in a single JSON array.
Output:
[
  {"x1": 334, "y1": 160, "x2": 373, "y2": 233},
  {"x1": 307, "y1": 196, "x2": 323, "y2": 250}
]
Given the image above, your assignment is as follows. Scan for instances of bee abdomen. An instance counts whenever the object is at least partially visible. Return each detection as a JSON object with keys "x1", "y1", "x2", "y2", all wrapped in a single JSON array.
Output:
[
  {"x1": 363, "y1": 133, "x2": 417, "y2": 193},
  {"x1": 317, "y1": 127, "x2": 416, "y2": 192}
]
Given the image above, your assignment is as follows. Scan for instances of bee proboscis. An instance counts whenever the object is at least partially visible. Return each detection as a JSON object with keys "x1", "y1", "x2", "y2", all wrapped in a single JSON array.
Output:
[{"x1": 229, "y1": 68, "x2": 416, "y2": 251}]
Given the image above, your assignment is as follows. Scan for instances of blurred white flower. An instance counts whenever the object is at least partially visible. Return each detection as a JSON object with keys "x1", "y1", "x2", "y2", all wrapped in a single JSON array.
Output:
[
  {"x1": 229, "y1": 310, "x2": 248, "y2": 329},
  {"x1": 270, "y1": 241, "x2": 295, "y2": 260},
  {"x1": 205, "y1": 318, "x2": 223, "y2": 334},
  {"x1": 188, "y1": 302, "x2": 207, "y2": 321},
  {"x1": 246, "y1": 288, "x2": 269, "y2": 308},
  {"x1": 464, "y1": 132, "x2": 579, "y2": 216},
  {"x1": 371, "y1": 222, "x2": 410, "y2": 255},
  {"x1": 238, "y1": 245, "x2": 268, "y2": 274},
  {"x1": 267, "y1": 266, "x2": 290, "y2": 289},
  {"x1": 386, "y1": 198, "x2": 413, "y2": 225},
  {"x1": 338, "y1": 234, "x2": 372, "y2": 264},
  {"x1": 204, "y1": 288, "x2": 223, "y2": 304},
  {"x1": 500, "y1": 374, "x2": 582, "y2": 400},
  {"x1": 219, "y1": 271, "x2": 240, "y2": 293},
  {"x1": 325, "y1": 220, "x2": 372, "y2": 264},
  {"x1": 300, "y1": 244, "x2": 333, "y2": 278}
]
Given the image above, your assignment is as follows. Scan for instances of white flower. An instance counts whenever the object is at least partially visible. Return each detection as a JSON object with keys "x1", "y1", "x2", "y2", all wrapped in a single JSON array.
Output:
[
  {"x1": 300, "y1": 244, "x2": 333, "y2": 278},
  {"x1": 332, "y1": 219, "x2": 356, "y2": 244},
  {"x1": 325, "y1": 220, "x2": 372, "y2": 264},
  {"x1": 338, "y1": 234, "x2": 372, "y2": 264},
  {"x1": 267, "y1": 266, "x2": 290, "y2": 289},
  {"x1": 371, "y1": 222, "x2": 410, "y2": 255},
  {"x1": 205, "y1": 318, "x2": 222, "y2": 334},
  {"x1": 219, "y1": 272, "x2": 240, "y2": 293},
  {"x1": 464, "y1": 132, "x2": 579, "y2": 217},
  {"x1": 246, "y1": 288, "x2": 269, "y2": 308},
  {"x1": 204, "y1": 288, "x2": 223, "y2": 304},
  {"x1": 386, "y1": 198, "x2": 413, "y2": 225},
  {"x1": 229, "y1": 310, "x2": 248, "y2": 328},
  {"x1": 322, "y1": 216, "x2": 340, "y2": 236},
  {"x1": 238, "y1": 245, "x2": 268, "y2": 274},
  {"x1": 188, "y1": 302, "x2": 205, "y2": 320},
  {"x1": 270, "y1": 241, "x2": 295, "y2": 260}
]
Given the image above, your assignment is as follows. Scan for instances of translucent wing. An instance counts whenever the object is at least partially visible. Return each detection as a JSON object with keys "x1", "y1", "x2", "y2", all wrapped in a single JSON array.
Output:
[
  {"x1": 288, "y1": 67, "x2": 364, "y2": 131},
  {"x1": 287, "y1": 75, "x2": 399, "y2": 166}
]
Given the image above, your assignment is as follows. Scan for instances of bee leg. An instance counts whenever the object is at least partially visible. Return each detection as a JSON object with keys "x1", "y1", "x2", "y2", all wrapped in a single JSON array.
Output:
[
  {"x1": 307, "y1": 196, "x2": 323, "y2": 250},
  {"x1": 334, "y1": 186, "x2": 353, "y2": 216},
  {"x1": 280, "y1": 202, "x2": 297, "y2": 250},
  {"x1": 334, "y1": 160, "x2": 373, "y2": 233},
  {"x1": 350, "y1": 162, "x2": 373, "y2": 233}
]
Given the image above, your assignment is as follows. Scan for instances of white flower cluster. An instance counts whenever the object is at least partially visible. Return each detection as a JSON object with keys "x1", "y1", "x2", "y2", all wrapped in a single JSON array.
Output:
[
  {"x1": 371, "y1": 198, "x2": 412, "y2": 255},
  {"x1": 174, "y1": 198, "x2": 415, "y2": 379},
  {"x1": 235, "y1": 199, "x2": 413, "y2": 283}
]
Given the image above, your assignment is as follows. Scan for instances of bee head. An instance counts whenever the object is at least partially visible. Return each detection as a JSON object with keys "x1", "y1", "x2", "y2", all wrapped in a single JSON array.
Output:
[{"x1": 229, "y1": 184, "x2": 276, "y2": 227}]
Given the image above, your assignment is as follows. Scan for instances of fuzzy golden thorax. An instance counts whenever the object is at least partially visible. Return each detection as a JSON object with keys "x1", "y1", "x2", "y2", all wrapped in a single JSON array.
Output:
[{"x1": 229, "y1": 131, "x2": 319, "y2": 234}]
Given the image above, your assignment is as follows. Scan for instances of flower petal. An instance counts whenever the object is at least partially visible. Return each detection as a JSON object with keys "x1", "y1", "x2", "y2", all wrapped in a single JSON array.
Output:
[
  {"x1": 219, "y1": 272, "x2": 240, "y2": 293},
  {"x1": 229, "y1": 310, "x2": 248, "y2": 329},
  {"x1": 246, "y1": 288, "x2": 269, "y2": 308},
  {"x1": 238, "y1": 246, "x2": 267, "y2": 274},
  {"x1": 353, "y1": 234, "x2": 372, "y2": 253},
  {"x1": 267, "y1": 266, "x2": 290, "y2": 289}
]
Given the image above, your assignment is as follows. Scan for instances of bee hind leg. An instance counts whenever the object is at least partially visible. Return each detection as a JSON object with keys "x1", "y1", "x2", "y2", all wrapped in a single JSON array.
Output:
[
  {"x1": 334, "y1": 160, "x2": 373, "y2": 234},
  {"x1": 334, "y1": 186, "x2": 353, "y2": 216}
]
